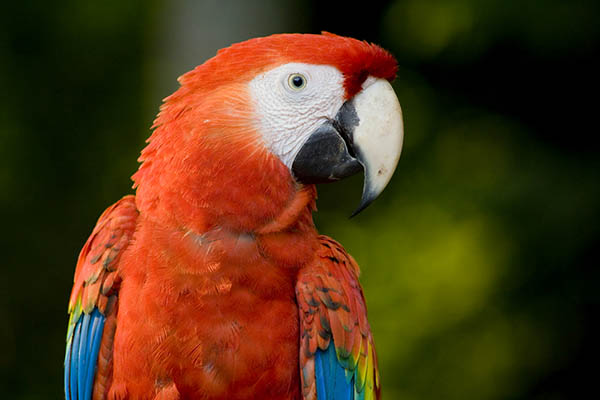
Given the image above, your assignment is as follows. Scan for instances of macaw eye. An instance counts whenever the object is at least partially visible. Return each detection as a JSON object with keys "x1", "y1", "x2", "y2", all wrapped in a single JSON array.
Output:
[{"x1": 287, "y1": 73, "x2": 307, "y2": 91}]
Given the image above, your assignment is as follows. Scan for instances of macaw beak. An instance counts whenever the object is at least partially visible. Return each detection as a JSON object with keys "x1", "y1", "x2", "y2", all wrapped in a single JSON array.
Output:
[{"x1": 292, "y1": 78, "x2": 404, "y2": 216}]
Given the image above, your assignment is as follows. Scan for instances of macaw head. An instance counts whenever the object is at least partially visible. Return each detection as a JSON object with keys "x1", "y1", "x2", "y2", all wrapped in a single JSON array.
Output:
[
  {"x1": 134, "y1": 33, "x2": 403, "y2": 228},
  {"x1": 243, "y1": 33, "x2": 403, "y2": 215}
]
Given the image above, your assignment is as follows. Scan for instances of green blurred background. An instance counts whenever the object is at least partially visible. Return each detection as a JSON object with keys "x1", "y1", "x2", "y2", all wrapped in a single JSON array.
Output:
[{"x1": 1, "y1": 0, "x2": 598, "y2": 399}]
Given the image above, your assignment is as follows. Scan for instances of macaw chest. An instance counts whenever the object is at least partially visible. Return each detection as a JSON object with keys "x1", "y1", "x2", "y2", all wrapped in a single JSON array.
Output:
[{"x1": 115, "y1": 227, "x2": 307, "y2": 398}]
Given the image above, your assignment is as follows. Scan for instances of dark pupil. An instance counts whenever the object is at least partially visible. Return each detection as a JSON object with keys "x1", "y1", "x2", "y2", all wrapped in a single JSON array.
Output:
[{"x1": 292, "y1": 75, "x2": 304, "y2": 88}]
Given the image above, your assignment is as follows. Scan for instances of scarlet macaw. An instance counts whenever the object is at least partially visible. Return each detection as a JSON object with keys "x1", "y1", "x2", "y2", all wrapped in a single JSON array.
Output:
[{"x1": 64, "y1": 33, "x2": 403, "y2": 400}]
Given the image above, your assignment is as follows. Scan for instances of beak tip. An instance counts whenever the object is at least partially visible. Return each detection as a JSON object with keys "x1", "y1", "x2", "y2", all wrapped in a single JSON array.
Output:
[
  {"x1": 349, "y1": 189, "x2": 377, "y2": 218},
  {"x1": 349, "y1": 206, "x2": 365, "y2": 219}
]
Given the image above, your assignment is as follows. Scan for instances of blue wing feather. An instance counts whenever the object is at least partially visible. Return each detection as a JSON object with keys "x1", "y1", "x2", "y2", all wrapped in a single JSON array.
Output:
[
  {"x1": 84, "y1": 310, "x2": 105, "y2": 400},
  {"x1": 69, "y1": 321, "x2": 81, "y2": 399},
  {"x1": 315, "y1": 342, "x2": 354, "y2": 400},
  {"x1": 64, "y1": 335, "x2": 72, "y2": 400},
  {"x1": 315, "y1": 346, "x2": 327, "y2": 400},
  {"x1": 77, "y1": 313, "x2": 91, "y2": 396},
  {"x1": 64, "y1": 309, "x2": 106, "y2": 400}
]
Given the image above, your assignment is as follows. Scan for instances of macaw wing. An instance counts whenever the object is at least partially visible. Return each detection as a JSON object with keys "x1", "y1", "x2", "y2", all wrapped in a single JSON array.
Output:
[
  {"x1": 296, "y1": 236, "x2": 380, "y2": 400},
  {"x1": 64, "y1": 195, "x2": 138, "y2": 400}
]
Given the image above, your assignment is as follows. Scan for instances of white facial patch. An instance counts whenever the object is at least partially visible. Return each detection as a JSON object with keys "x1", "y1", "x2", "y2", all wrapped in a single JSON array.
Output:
[{"x1": 248, "y1": 63, "x2": 345, "y2": 168}]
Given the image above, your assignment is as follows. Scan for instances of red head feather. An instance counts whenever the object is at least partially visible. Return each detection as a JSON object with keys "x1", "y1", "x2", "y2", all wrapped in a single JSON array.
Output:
[{"x1": 175, "y1": 32, "x2": 397, "y2": 100}]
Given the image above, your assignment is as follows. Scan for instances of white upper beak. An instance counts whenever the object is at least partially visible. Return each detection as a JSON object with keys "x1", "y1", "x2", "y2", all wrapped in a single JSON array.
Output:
[{"x1": 351, "y1": 78, "x2": 404, "y2": 215}]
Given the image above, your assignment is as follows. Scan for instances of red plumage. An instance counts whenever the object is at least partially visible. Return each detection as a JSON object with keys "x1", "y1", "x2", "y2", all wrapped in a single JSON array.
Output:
[{"x1": 66, "y1": 33, "x2": 395, "y2": 399}]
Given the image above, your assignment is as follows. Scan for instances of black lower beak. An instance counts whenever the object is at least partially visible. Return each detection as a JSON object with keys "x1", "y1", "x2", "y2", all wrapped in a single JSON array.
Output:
[{"x1": 291, "y1": 101, "x2": 361, "y2": 184}]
